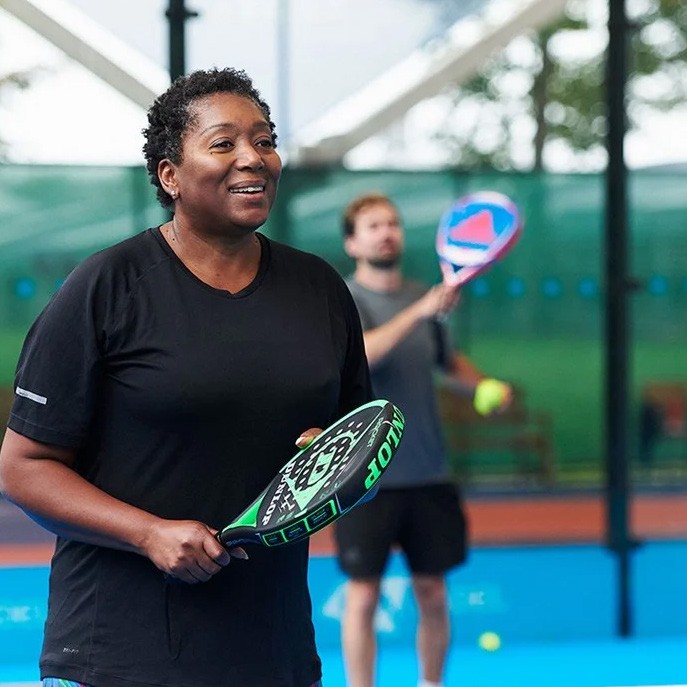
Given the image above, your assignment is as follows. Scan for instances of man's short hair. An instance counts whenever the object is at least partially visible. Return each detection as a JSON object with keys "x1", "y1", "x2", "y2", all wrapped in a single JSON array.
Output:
[{"x1": 342, "y1": 193, "x2": 398, "y2": 237}]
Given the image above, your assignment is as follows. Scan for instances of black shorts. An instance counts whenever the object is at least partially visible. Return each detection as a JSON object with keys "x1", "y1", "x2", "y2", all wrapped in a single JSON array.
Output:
[{"x1": 334, "y1": 482, "x2": 468, "y2": 578}]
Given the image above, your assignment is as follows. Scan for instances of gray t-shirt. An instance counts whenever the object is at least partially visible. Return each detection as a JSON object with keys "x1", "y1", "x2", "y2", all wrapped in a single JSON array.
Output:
[{"x1": 346, "y1": 278, "x2": 454, "y2": 488}]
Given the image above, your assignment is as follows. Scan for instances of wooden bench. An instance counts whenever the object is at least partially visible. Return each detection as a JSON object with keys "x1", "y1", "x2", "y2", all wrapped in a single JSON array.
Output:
[
  {"x1": 437, "y1": 384, "x2": 556, "y2": 486},
  {"x1": 639, "y1": 381, "x2": 687, "y2": 466}
]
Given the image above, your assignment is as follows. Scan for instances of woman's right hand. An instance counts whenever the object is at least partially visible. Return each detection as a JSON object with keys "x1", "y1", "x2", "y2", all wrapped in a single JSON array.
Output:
[
  {"x1": 0, "y1": 429, "x2": 246, "y2": 585},
  {"x1": 141, "y1": 519, "x2": 248, "y2": 584}
]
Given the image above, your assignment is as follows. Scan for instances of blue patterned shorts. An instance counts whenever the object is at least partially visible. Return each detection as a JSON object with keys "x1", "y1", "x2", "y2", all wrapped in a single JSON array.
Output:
[{"x1": 44, "y1": 678, "x2": 323, "y2": 687}]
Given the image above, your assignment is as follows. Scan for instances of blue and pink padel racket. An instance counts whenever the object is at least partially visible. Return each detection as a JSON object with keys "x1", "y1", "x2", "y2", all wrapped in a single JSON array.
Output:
[{"x1": 436, "y1": 190, "x2": 522, "y2": 287}]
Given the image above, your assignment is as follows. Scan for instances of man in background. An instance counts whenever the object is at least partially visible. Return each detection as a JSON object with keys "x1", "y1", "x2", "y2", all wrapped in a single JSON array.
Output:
[{"x1": 335, "y1": 192, "x2": 511, "y2": 687}]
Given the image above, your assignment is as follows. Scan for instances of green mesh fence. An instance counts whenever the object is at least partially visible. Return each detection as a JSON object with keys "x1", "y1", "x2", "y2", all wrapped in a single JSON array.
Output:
[
  {"x1": 0, "y1": 165, "x2": 167, "y2": 328},
  {"x1": 1, "y1": 164, "x2": 686, "y2": 483}
]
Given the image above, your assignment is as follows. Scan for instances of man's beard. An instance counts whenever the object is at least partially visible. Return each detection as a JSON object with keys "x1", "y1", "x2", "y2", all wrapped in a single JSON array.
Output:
[{"x1": 368, "y1": 257, "x2": 399, "y2": 270}]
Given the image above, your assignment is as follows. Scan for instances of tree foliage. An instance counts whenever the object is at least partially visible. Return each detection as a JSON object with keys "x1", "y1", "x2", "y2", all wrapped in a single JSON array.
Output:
[
  {"x1": 0, "y1": 69, "x2": 34, "y2": 159},
  {"x1": 425, "y1": 0, "x2": 687, "y2": 170}
]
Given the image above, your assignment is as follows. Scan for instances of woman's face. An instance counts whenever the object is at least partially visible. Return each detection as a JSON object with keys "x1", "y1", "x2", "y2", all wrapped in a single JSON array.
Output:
[{"x1": 164, "y1": 92, "x2": 282, "y2": 235}]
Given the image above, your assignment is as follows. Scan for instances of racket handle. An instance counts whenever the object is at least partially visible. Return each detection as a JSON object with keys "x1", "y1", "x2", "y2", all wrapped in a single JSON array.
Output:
[{"x1": 216, "y1": 528, "x2": 261, "y2": 550}]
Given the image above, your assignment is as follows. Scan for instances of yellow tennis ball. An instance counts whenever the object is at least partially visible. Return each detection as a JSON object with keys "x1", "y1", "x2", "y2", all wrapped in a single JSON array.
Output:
[
  {"x1": 473, "y1": 378, "x2": 507, "y2": 416},
  {"x1": 478, "y1": 631, "x2": 501, "y2": 652}
]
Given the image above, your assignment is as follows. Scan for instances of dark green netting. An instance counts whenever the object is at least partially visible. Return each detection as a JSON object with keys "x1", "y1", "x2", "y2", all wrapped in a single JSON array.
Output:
[{"x1": 1, "y1": 165, "x2": 685, "y2": 481}]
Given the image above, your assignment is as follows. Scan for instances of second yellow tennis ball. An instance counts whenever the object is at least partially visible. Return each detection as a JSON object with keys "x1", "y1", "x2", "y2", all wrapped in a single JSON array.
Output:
[
  {"x1": 478, "y1": 631, "x2": 502, "y2": 652},
  {"x1": 473, "y1": 378, "x2": 507, "y2": 416}
]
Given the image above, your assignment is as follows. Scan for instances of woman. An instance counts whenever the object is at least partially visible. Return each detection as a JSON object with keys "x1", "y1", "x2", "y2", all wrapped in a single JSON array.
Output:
[{"x1": 0, "y1": 68, "x2": 371, "y2": 687}]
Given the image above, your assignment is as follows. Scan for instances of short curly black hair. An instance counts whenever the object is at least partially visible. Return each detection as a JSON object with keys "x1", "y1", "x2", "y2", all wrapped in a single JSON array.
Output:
[{"x1": 142, "y1": 67, "x2": 277, "y2": 208}]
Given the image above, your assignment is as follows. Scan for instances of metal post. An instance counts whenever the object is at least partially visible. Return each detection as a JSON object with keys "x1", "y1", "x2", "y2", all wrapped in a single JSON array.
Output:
[
  {"x1": 276, "y1": 0, "x2": 291, "y2": 152},
  {"x1": 166, "y1": 0, "x2": 199, "y2": 81},
  {"x1": 605, "y1": 0, "x2": 632, "y2": 637}
]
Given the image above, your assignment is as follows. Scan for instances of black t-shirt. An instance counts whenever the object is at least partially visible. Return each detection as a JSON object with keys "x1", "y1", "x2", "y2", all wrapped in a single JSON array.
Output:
[{"x1": 8, "y1": 228, "x2": 371, "y2": 687}]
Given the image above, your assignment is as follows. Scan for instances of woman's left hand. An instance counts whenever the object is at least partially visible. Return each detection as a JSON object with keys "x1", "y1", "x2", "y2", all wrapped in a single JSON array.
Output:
[{"x1": 295, "y1": 427, "x2": 324, "y2": 449}]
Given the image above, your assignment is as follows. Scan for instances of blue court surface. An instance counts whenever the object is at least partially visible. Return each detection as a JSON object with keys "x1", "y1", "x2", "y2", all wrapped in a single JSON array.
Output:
[
  {"x1": 2, "y1": 541, "x2": 687, "y2": 687},
  {"x1": 319, "y1": 637, "x2": 687, "y2": 687}
]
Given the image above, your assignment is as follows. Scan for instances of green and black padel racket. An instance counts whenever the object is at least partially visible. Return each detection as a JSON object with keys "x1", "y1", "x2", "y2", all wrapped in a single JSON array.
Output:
[{"x1": 217, "y1": 399, "x2": 405, "y2": 549}]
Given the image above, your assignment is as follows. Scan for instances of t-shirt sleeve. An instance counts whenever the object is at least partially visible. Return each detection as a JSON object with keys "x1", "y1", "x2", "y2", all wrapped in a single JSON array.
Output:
[
  {"x1": 7, "y1": 260, "x2": 107, "y2": 448},
  {"x1": 336, "y1": 281, "x2": 373, "y2": 417},
  {"x1": 350, "y1": 297, "x2": 373, "y2": 331},
  {"x1": 433, "y1": 320, "x2": 455, "y2": 371}
]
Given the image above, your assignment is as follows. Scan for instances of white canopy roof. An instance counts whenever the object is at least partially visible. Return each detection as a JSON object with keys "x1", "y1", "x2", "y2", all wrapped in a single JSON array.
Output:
[{"x1": 3, "y1": 0, "x2": 566, "y2": 166}]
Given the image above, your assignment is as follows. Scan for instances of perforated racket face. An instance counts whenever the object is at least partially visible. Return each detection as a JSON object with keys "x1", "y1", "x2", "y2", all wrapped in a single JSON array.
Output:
[
  {"x1": 257, "y1": 401, "x2": 401, "y2": 529},
  {"x1": 436, "y1": 191, "x2": 521, "y2": 286},
  {"x1": 218, "y1": 400, "x2": 405, "y2": 548},
  {"x1": 275, "y1": 422, "x2": 368, "y2": 517}
]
